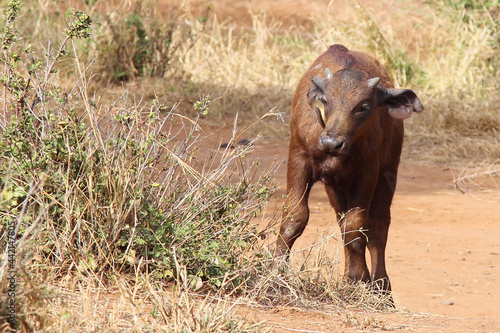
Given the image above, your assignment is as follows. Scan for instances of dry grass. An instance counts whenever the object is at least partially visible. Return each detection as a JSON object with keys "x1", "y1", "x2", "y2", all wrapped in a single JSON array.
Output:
[
  {"x1": 22, "y1": 275, "x2": 268, "y2": 332},
  {"x1": 450, "y1": 159, "x2": 500, "y2": 192},
  {"x1": 1, "y1": 268, "x2": 267, "y2": 332}
]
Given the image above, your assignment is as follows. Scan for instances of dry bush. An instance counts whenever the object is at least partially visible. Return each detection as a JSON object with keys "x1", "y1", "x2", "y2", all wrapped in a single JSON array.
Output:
[{"x1": 87, "y1": 1, "x2": 211, "y2": 82}]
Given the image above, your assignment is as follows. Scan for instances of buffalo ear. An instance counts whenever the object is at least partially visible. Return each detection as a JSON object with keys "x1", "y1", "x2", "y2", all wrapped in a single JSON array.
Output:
[
  {"x1": 308, "y1": 75, "x2": 326, "y2": 101},
  {"x1": 379, "y1": 87, "x2": 424, "y2": 119},
  {"x1": 308, "y1": 75, "x2": 328, "y2": 127}
]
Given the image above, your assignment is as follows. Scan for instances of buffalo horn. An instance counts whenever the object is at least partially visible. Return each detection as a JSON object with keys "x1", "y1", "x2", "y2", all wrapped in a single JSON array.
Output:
[
  {"x1": 367, "y1": 77, "x2": 380, "y2": 88},
  {"x1": 325, "y1": 68, "x2": 333, "y2": 79}
]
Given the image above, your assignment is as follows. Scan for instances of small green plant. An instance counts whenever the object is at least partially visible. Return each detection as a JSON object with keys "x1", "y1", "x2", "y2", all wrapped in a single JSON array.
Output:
[
  {"x1": 65, "y1": 10, "x2": 92, "y2": 39},
  {"x1": 358, "y1": 5, "x2": 427, "y2": 87},
  {"x1": 89, "y1": 0, "x2": 210, "y2": 82}
]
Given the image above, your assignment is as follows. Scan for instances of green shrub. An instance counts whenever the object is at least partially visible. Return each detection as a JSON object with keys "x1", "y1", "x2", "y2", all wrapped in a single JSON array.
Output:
[{"x1": 0, "y1": 0, "x2": 276, "y2": 292}]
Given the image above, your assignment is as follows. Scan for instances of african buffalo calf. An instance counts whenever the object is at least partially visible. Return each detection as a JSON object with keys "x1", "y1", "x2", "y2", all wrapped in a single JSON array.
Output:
[{"x1": 276, "y1": 44, "x2": 423, "y2": 292}]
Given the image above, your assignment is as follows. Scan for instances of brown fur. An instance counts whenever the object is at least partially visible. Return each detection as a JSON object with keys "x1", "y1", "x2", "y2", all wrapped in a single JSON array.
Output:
[{"x1": 276, "y1": 44, "x2": 423, "y2": 293}]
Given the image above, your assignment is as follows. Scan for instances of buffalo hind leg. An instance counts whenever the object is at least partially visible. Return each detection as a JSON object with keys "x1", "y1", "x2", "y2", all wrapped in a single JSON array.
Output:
[
  {"x1": 367, "y1": 175, "x2": 396, "y2": 305},
  {"x1": 367, "y1": 171, "x2": 397, "y2": 292},
  {"x1": 367, "y1": 217, "x2": 394, "y2": 307},
  {"x1": 367, "y1": 215, "x2": 391, "y2": 292}
]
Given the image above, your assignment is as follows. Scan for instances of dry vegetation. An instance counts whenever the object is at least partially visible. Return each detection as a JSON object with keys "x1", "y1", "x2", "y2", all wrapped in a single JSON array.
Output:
[{"x1": 0, "y1": 0, "x2": 499, "y2": 331}]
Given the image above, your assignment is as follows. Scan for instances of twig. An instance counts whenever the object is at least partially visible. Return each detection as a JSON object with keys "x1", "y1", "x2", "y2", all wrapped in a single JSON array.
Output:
[{"x1": 274, "y1": 326, "x2": 325, "y2": 333}]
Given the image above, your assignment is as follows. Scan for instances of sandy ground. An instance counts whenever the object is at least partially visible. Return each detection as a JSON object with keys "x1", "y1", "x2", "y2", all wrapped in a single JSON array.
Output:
[{"x1": 210, "y1": 138, "x2": 498, "y2": 332}]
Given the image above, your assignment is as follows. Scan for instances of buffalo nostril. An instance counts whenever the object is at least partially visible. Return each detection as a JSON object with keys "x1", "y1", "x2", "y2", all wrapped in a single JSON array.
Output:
[
  {"x1": 319, "y1": 136, "x2": 344, "y2": 152},
  {"x1": 333, "y1": 140, "x2": 344, "y2": 151}
]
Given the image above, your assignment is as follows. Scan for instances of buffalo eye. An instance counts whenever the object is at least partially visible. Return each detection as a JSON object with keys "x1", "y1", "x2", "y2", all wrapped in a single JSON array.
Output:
[{"x1": 359, "y1": 103, "x2": 370, "y2": 112}]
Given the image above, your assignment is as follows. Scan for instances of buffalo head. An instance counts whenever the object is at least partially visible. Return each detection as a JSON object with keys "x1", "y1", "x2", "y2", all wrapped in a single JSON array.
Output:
[{"x1": 308, "y1": 68, "x2": 423, "y2": 155}]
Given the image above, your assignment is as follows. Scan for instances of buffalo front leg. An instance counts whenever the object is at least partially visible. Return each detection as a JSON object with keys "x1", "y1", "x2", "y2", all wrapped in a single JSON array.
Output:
[
  {"x1": 275, "y1": 151, "x2": 313, "y2": 258},
  {"x1": 339, "y1": 208, "x2": 371, "y2": 283},
  {"x1": 325, "y1": 185, "x2": 372, "y2": 283}
]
